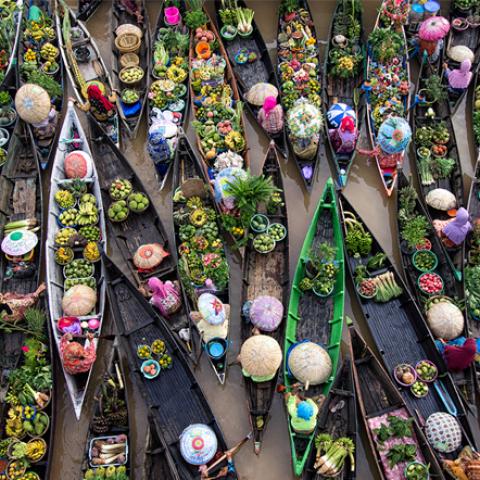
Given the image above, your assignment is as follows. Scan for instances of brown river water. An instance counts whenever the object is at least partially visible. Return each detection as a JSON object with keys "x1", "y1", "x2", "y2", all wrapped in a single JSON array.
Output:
[{"x1": 49, "y1": 1, "x2": 478, "y2": 478}]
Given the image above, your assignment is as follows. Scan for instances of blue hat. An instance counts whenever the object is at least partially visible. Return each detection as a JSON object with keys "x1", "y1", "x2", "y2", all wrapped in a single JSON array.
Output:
[{"x1": 297, "y1": 401, "x2": 314, "y2": 420}]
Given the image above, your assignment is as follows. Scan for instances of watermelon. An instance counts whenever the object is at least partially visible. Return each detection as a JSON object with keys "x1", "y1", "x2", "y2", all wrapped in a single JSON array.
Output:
[{"x1": 64, "y1": 150, "x2": 93, "y2": 179}]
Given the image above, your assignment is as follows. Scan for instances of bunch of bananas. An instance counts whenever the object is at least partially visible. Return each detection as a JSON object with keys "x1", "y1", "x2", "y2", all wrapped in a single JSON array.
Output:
[
  {"x1": 5, "y1": 407, "x2": 24, "y2": 438},
  {"x1": 76, "y1": 203, "x2": 99, "y2": 226},
  {"x1": 26, "y1": 439, "x2": 46, "y2": 461},
  {"x1": 40, "y1": 42, "x2": 58, "y2": 62}
]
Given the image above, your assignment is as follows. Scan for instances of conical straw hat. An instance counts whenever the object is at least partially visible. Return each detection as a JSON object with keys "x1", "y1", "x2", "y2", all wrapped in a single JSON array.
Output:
[
  {"x1": 1, "y1": 230, "x2": 38, "y2": 256},
  {"x1": 239, "y1": 335, "x2": 282, "y2": 377},
  {"x1": 287, "y1": 341, "x2": 332, "y2": 389},
  {"x1": 15, "y1": 84, "x2": 51, "y2": 124}
]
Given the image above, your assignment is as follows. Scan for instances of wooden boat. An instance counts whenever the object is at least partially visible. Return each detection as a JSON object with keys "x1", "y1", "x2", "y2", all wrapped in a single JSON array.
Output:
[
  {"x1": 88, "y1": 118, "x2": 194, "y2": 360},
  {"x1": 111, "y1": 0, "x2": 150, "y2": 138},
  {"x1": 240, "y1": 141, "x2": 289, "y2": 452},
  {"x1": 284, "y1": 178, "x2": 344, "y2": 476},
  {"x1": 171, "y1": 134, "x2": 230, "y2": 382},
  {"x1": 349, "y1": 325, "x2": 445, "y2": 479},
  {"x1": 18, "y1": 0, "x2": 66, "y2": 170},
  {"x1": 472, "y1": 68, "x2": 480, "y2": 157},
  {"x1": 0, "y1": 122, "x2": 55, "y2": 480},
  {"x1": 81, "y1": 340, "x2": 130, "y2": 478},
  {"x1": 189, "y1": 9, "x2": 250, "y2": 174},
  {"x1": 412, "y1": 57, "x2": 464, "y2": 278},
  {"x1": 277, "y1": 0, "x2": 323, "y2": 192},
  {"x1": 46, "y1": 101, "x2": 107, "y2": 419},
  {"x1": 145, "y1": 417, "x2": 178, "y2": 480},
  {"x1": 76, "y1": 0, "x2": 101, "y2": 22},
  {"x1": 322, "y1": 0, "x2": 364, "y2": 189},
  {"x1": 147, "y1": 1, "x2": 190, "y2": 188},
  {"x1": 302, "y1": 356, "x2": 357, "y2": 480},
  {"x1": 364, "y1": 0, "x2": 411, "y2": 196},
  {"x1": 396, "y1": 171, "x2": 478, "y2": 408},
  {"x1": 339, "y1": 193, "x2": 477, "y2": 454},
  {"x1": 0, "y1": 67, "x2": 20, "y2": 175},
  {"x1": 105, "y1": 257, "x2": 241, "y2": 480},
  {"x1": 442, "y1": 4, "x2": 480, "y2": 114},
  {"x1": 0, "y1": 0, "x2": 23, "y2": 89},
  {"x1": 55, "y1": 0, "x2": 120, "y2": 147},
  {"x1": 214, "y1": 0, "x2": 288, "y2": 157},
  {"x1": 0, "y1": 121, "x2": 43, "y2": 295}
]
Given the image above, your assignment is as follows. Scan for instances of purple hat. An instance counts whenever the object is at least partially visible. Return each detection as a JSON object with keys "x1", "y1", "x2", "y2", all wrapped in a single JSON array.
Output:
[
  {"x1": 249, "y1": 295, "x2": 283, "y2": 332},
  {"x1": 444, "y1": 207, "x2": 472, "y2": 245},
  {"x1": 447, "y1": 59, "x2": 472, "y2": 89}
]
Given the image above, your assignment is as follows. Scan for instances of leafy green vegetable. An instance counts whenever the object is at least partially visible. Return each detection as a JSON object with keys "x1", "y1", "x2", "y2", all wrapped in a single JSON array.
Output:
[
  {"x1": 401, "y1": 215, "x2": 429, "y2": 249},
  {"x1": 387, "y1": 443, "x2": 417, "y2": 468}
]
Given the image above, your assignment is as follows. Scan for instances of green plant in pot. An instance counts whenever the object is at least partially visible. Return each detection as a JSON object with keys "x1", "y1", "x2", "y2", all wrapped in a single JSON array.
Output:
[
  {"x1": 0, "y1": 90, "x2": 11, "y2": 109},
  {"x1": 299, "y1": 277, "x2": 314, "y2": 291},
  {"x1": 344, "y1": 212, "x2": 372, "y2": 257},
  {"x1": 415, "y1": 126, "x2": 432, "y2": 147},
  {"x1": 420, "y1": 74, "x2": 447, "y2": 104}
]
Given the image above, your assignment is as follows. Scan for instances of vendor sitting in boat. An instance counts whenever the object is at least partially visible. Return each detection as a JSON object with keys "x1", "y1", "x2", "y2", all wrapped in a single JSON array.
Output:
[
  {"x1": 1, "y1": 229, "x2": 38, "y2": 280},
  {"x1": 443, "y1": 60, "x2": 472, "y2": 96},
  {"x1": 257, "y1": 96, "x2": 284, "y2": 135},
  {"x1": 433, "y1": 207, "x2": 472, "y2": 248},
  {"x1": 284, "y1": 389, "x2": 320, "y2": 435},
  {"x1": 329, "y1": 116, "x2": 358, "y2": 154},
  {"x1": 73, "y1": 83, "x2": 117, "y2": 122}
]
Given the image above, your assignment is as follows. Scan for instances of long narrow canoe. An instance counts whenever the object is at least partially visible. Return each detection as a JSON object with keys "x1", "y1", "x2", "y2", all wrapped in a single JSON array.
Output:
[
  {"x1": 88, "y1": 118, "x2": 194, "y2": 360},
  {"x1": 19, "y1": 0, "x2": 66, "y2": 169},
  {"x1": 442, "y1": 3, "x2": 480, "y2": 114},
  {"x1": 396, "y1": 171, "x2": 478, "y2": 408},
  {"x1": 76, "y1": 0, "x2": 101, "y2": 22},
  {"x1": 339, "y1": 194, "x2": 477, "y2": 460},
  {"x1": 365, "y1": 0, "x2": 411, "y2": 196},
  {"x1": 471, "y1": 68, "x2": 480, "y2": 157},
  {"x1": 105, "y1": 257, "x2": 240, "y2": 480},
  {"x1": 323, "y1": 0, "x2": 364, "y2": 189},
  {"x1": 111, "y1": 0, "x2": 150, "y2": 138},
  {"x1": 412, "y1": 57, "x2": 464, "y2": 279},
  {"x1": 284, "y1": 178, "x2": 344, "y2": 476},
  {"x1": 277, "y1": 0, "x2": 323, "y2": 192},
  {"x1": 46, "y1": 102, "x2": 107, "y2": 419},
  {"x1": 302, "y1": 355, "x2": 357, "y2": 480},
  {"x1": 172, "y1": 134, "x2": 230, "y2": 381},
  {"x1": 0, "y1": 0, "x2": 23, "y2": 89},
  {"x1": 189, "y1": 9, "x2": 250, "y2": 173},
  {"x1": 56, "y1": 0, "x2": 120, "y2": 147},
  {"x1": 81, "y1": 340, "x2": 130, "y2": 478},
  {"x1": 0, "y1": 122, "x2": 55, "y2": 479},
  {"x1": 349, "y1": 325, "x2": 444, "y2": 480},
  {"x1": 147, "y1": 1, "x2": 189, "y2": 188},
  {"x1": 214, "y1": 0, "x2": 288, "y2": 157},
  {"x1": 240, "y1": 142, "x2": 289, "y2": 452}
]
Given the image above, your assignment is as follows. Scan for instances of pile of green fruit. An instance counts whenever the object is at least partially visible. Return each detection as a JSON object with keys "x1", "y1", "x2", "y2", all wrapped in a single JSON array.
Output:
[
  {"x1": 253, "y1": 233, "x2": 275, "y2": 253},
  {"x1": 268, "y1": 223, "x2": 287, "y2": 241},
  {"x1": 411, "y1": 381, "x2": 428, "y2": 398},
  {"x1": 122, "y1": 88, "x2": 140, "y2": 104},
  {"x1": 79, "y1": 193, "x2": 97, "y2": 206},
  {"x1": 108, "y1": 200, "x2": 129, "y2": 223},
  {"x1": 120, "y1": 66, "x2": 144, "y2": 83},
  {"x1": 65, "y1": 277, "x2": 96, "y2": 290},
  {"x1": 109, "y1": 178, "x2": 132, "y2": 200},
  {"x1": 64, "y1": 259, "x2": 94, "y2": 279},
  {"x1": 79, "y1": 226, "x2": 101, "y2": 242},
  {"x1": 58, "y1": 208, "x2": 78, "y2": 227},
  {"x1": 22, "y1": 411, "x2": 49, "y2": 436},
  {"x1": 55, "y1": 227, "x2": 77, "y2": 246},
  {"x1": 128, "y1": 192, "x2": 149, "y2": 212}
]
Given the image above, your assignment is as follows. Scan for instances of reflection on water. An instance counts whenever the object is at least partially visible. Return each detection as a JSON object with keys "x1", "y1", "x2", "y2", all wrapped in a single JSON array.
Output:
[{"x1": 50, "y1": 1, "x2": 477, "y2": 479}]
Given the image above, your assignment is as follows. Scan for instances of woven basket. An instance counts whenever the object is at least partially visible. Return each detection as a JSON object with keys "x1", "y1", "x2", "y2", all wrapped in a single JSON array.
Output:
[
  {"x1": 115, "y1": 33, "x2": 141, "y2": 54},
  {"x1": 115, "y1": 23, "x2": 143, "y2": 39},
  {"x1": 120, "y1": 53, "x2": 139, "y2": 68},
  {"x1": 293, "y1": 139, "x2": 318, "y2": 160},
  {"x1": 119, "y1": 66, "x2": 145, "y2": 86}
]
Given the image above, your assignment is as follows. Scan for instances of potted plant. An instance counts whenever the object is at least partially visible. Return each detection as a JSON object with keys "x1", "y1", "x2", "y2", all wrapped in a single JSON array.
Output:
[
  {"x1": 419, "y1": 75, "x2": 447, "y2": 104},
  {"x1": 432, "y1": 122, "x2": 450, "y2": 144},
  {"x1": 0, "y1": 91, "x2": 12, "y2": 109},
  {"x1": 236, "y1": 7, "x2": 254, "y2": 37},
  {"x1": 415, "y1": 126, "x2": 432, "y2": 147}
]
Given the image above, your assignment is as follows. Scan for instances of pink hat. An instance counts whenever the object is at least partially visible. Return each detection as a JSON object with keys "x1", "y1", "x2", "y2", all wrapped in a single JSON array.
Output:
[
  {"x1": 340, "y1": 116, "x2": 355, "y2": 133},
  {"x1": 447, "y1": 59, "x2": 472, "y2": 89},
  {"x1": 263, "y1": 96, "x2": 277, "y2": 117}
]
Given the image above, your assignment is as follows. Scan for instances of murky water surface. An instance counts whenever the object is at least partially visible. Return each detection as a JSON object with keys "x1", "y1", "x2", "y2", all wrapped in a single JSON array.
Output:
[{"x1": 50, "y1": 1, "x2": 478, "y2": 478}]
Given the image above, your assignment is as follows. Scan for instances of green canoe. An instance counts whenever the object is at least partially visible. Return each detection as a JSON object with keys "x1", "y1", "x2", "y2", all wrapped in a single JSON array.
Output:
[{"x1": 283, "y1": 178, "x2": 345, "y2": 476}]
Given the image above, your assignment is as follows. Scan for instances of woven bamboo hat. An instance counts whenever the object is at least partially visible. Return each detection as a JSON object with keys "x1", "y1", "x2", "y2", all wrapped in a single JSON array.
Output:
[
  {"x1": 239, "y1": 335, "x2": 282, "y2": 377},
  {"x1": 15, "y1": 84, "x2": 50, "y2": 124}
]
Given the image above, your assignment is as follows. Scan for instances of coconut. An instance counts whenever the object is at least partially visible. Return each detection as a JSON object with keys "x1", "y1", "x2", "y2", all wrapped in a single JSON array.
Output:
[
  {"x1": 425, "y1": 188, "x2": 456, "y2": 211},
  {"x1": 426, "y1": 298, "x2": 464, "y2": 340}
]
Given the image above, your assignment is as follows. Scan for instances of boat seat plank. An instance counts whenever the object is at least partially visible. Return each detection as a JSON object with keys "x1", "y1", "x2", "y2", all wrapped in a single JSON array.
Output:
[{"x1": 12, "y1": 178, "x2": 36, "y2": 219}]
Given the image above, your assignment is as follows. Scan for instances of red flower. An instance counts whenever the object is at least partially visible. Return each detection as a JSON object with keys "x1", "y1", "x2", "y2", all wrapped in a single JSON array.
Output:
[{"x1": 21, "y1": 346, "x2": 29, "y2": 353}]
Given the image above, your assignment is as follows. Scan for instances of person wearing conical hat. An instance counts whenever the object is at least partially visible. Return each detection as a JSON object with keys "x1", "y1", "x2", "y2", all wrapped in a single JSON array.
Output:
[
  {"x1": 284, "y1": 388, "x2": 323, "y2": 435},
  {"x1": 1, "y1": 230, "x2": 38, "y2": 279}
]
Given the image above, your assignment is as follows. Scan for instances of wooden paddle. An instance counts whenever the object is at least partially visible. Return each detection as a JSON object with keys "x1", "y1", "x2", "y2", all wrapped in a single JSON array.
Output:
[{"x1": 202, "y1": 432, "x2": 252, "y2": 475}]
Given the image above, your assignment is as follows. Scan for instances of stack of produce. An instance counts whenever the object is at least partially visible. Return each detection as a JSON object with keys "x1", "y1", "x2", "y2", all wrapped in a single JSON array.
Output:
[
  {"x1": 52, "y1": 153, "x2": 103, "y2": 337},
  {"x1": 0, "y1": 1, "x2": 20, "y2": 85},
  {"x1": 277, "y1": 0, "x2": 322, "y2": 170},
  {"x1": 173, "y1": 192, "x2": 229, "y2": 296},
  {"x1": 0, "y1": 307, "x2": 53, "y2": 480},
  {"x1": 106, "y1": 178, "x2": 150, "y2": 223}
]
